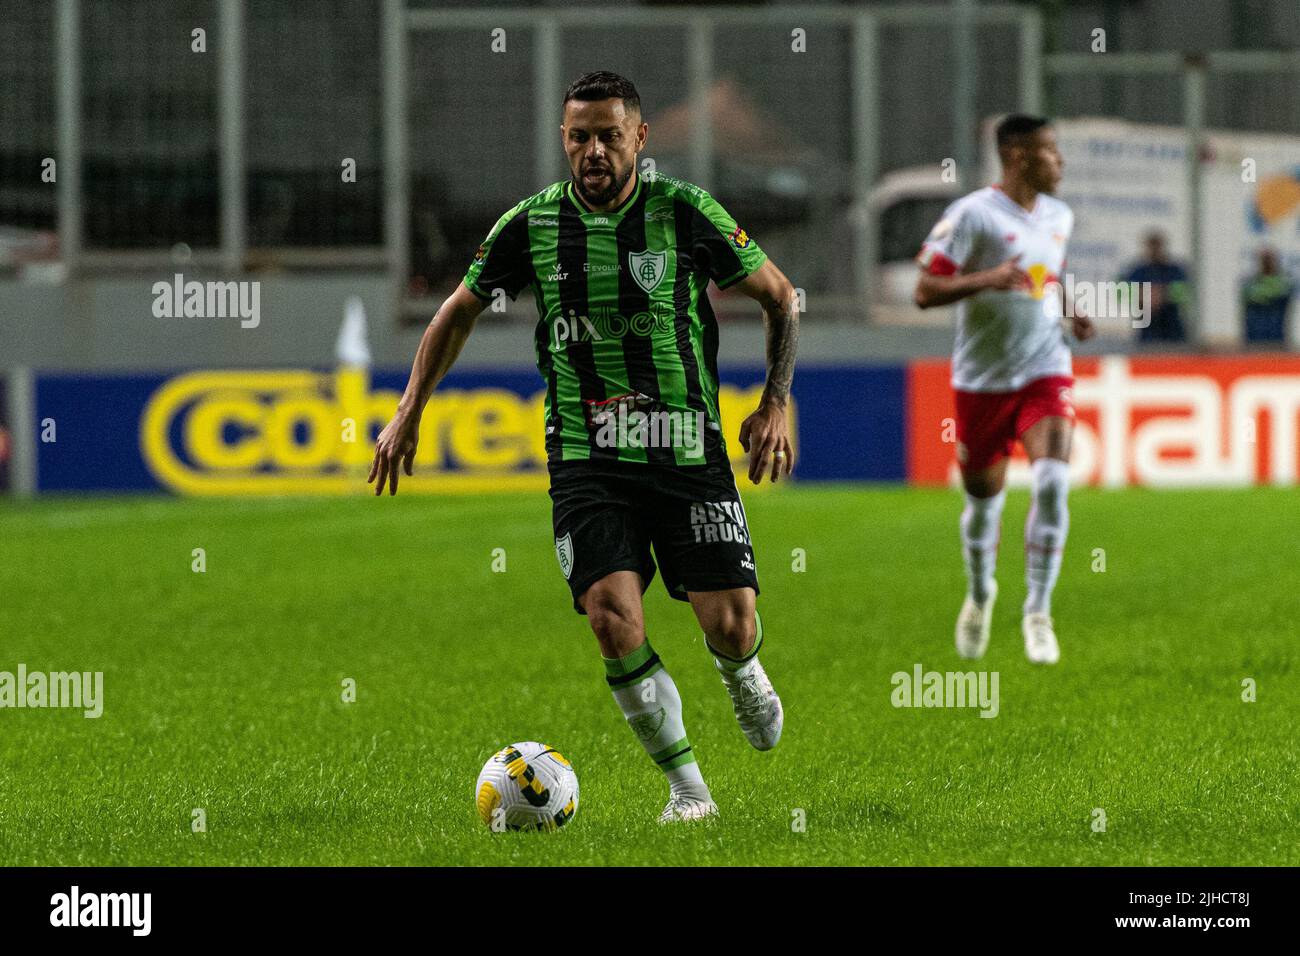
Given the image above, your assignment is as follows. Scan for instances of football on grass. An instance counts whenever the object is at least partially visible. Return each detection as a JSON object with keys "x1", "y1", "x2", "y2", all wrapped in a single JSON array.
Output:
[{"x1": 475, "y1": 742, "x2": 579, "y2": 831}]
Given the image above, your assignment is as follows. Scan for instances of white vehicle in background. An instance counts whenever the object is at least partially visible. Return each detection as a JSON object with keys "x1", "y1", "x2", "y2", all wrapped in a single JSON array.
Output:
[
  {"x1": 870, "y1": 117, "x2": 1300, "y2": 346},
  {"x1": 869, "y1": 167, "x2": 963, "y2": 328},
  {"x1": 0, "y1": 226, "x2": 61, "y2": 282}
]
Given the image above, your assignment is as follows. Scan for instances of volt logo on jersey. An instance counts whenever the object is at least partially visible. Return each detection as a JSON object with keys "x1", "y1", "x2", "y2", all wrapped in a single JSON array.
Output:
[{"x1": 628, "y1": 249, "x2": 667, "y2": 293}]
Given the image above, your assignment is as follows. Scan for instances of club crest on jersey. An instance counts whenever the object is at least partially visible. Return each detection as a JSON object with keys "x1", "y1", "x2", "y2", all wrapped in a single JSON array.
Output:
[
  {"x1": 555, "y1": 532, "x2": 574, "y2": 579},
  {"x1": 729, "y1": 225, "x2": 752, "y2": 249},
  {"x1": 628, "y1": 249, "x2": 667, "y2": 294}
]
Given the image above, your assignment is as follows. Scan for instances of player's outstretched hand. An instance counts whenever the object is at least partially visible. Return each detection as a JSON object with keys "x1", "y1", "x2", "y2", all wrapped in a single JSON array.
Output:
[
  {"x1": 739, "y1": 402, "x2": 794, "y2": 485},
  {"x1": 368, "y1": 410, "x2": 420, "y2": 496},
  {"x1": 1070, "y1": 313, "x2": 1097, "y2": 342},
  {"x1": 985, "y1": 255, "x2": 1030, "y2": 292}
]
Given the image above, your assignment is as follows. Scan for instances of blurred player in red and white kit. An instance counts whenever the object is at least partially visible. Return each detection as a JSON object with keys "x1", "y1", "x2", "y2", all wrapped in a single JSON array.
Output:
[{"x1": 914, "y1": 115, "x2": 1095, "y2": 665}]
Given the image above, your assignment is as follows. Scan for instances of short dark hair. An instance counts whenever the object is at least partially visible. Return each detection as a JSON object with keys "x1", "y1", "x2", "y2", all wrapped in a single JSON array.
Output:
[
  {"x1": 995, "y1": 114, "x2": 1051, "y2": 149},
  {"x1": 563, "y1": 71, "x2": 641, "y2": 114}
]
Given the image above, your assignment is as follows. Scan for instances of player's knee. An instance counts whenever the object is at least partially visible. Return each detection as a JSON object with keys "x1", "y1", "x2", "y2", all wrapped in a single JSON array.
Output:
[
  {"x1": 702, "y1": 602, "x2": 757, "y2": 657},
  {"x1": 961, "y1": 468, "x2": 1005, "y2": 500},
  {"x1": 583, "y1": 590, "x2": 642, "y2": 651}
]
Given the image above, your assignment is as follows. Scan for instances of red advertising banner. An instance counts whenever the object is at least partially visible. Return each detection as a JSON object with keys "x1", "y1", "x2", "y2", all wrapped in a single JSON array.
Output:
[{"x1": 907, "y1": 355, "x2": 1300, "y2": 487}]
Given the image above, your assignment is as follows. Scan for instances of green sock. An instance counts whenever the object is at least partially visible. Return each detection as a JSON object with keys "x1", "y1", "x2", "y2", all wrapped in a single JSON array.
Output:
[
  {"x1": 706, "y1": 609, "x2": 764, "y2": 675},
  {"x1": 604, "y1": 641, "x2": 709, "y2": 799}
]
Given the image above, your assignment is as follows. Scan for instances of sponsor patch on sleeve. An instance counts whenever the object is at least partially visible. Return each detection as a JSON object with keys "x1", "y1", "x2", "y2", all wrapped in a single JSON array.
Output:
[{"x1": 728, "y1": 225, "x2": 751, "y2": 250}]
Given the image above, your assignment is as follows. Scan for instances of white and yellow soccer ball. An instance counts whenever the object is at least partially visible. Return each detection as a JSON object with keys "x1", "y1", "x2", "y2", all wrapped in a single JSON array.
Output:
[{"x1": 474, "y1": 742, "x2": 579, "y2": 832}]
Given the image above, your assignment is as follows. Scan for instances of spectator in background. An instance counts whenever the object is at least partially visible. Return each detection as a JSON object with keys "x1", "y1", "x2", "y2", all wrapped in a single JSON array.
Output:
[
  {"x1": 1122, "y1": 230, "x2": 1189, "y2": 343},
  {"x1": 1241, "y1": 248, "x2": 1293, "y2": 346}
]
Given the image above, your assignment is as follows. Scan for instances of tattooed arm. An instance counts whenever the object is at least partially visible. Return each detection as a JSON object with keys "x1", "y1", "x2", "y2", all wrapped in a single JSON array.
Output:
[{"x1": 733, "y1": 260, "x2": 800, "y2": 484}]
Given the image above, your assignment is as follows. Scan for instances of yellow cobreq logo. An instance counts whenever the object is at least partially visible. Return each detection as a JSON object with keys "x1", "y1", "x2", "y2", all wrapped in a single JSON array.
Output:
[{"x1": 140, "y1": 366, "x2": 790, "y2": 495}]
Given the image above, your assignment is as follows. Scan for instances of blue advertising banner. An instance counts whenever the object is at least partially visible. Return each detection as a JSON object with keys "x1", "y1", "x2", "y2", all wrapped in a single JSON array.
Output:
[{"x1": 34, "y1": 364, "x2": 908, "y2": 494}]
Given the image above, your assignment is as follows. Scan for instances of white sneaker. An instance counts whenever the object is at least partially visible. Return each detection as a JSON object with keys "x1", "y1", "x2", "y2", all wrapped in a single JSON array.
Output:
[
  {"x1": 716, "y1": 658, "x2": 783, "y2": 751},
  {"x1": 955, "y1": 580, "x2": 998, "y2": 660},
  {"x1": 659, "y1": 794, "x2": 720, "y2": 824},
  {"x1": 1022, "y1": 611, "x2": 1060, "y2": 664}
]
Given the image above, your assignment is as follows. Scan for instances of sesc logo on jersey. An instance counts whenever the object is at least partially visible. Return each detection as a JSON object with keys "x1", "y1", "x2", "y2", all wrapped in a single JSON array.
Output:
[
  {"x1": 628, "y1": 249, "x2": 667, "y2": 294},
  {"x1": 555, "y1": 533, "x2": 574, "y2": 579}
]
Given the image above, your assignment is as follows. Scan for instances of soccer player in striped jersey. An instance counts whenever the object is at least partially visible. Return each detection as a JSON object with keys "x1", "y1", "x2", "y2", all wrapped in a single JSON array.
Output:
[
  {"x1": 369, "y1": 72, "x2": 799, "y2": 823},
  {"x1": 914, "y1": 115, "x2": 1095, "y2": 665}
]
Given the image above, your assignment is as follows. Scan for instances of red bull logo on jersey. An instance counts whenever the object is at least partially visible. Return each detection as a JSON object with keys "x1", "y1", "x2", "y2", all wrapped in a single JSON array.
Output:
[{"x1": 1024, "y1": 263, "x2": 1059, "y2": 300}]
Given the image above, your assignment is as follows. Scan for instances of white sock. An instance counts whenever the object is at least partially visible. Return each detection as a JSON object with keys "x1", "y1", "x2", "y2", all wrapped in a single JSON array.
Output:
[
  {"x1": 604, "y1": 641, "x2": 710, "y2": 800},
  {"x1": 1024, "y1": 458, "x2": 1071, "y2": 616},
  {"x1": 961, "y1": 488, "x2": 1006, "y2": 605}
]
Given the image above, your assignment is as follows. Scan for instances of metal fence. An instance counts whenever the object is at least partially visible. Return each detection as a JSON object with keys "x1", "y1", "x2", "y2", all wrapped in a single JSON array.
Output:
[
  {"x1": 397, "y1": 2, "x2": 1041, "y2": 319},
  {"x1": 3, "y1": 1, "x2": 1298, "y2": 337}
]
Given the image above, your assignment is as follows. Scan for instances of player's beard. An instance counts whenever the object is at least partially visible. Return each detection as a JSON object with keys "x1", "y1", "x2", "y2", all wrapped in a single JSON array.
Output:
[
  {"x1": 574, "y1": 162, "x2": 632, "y2": 207},
  {"x1": 1034, "y1": 166, "x2": 1062, "y2": 195}
]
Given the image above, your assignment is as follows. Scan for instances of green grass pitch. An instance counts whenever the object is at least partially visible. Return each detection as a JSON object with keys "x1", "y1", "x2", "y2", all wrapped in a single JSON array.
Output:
[{"x1": 0, "y1": 486, "x2": 1295, "y2": 866}]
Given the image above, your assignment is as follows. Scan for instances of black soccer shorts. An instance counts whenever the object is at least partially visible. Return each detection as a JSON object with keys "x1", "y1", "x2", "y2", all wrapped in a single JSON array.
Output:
[{"x1": 548, "y1": 460, "x2": 761, "y2": 614}]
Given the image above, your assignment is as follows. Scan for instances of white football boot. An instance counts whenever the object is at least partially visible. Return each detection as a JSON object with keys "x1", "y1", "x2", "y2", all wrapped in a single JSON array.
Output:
[
  {"x1": 955, "y1": 579, "x2": 998, "y2": 660},
  {"x1": 716, "y1": 658, "x2": 783, "y2": 751},
  {"x1": 1022, "y1": 611, "x2": 1060, "y2": 665},
  {"x1": 659, "y1": 794, "x2": 720, "y2": 824}
]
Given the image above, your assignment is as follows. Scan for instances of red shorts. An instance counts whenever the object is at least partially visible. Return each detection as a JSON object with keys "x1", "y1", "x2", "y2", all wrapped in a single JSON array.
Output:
[{"x1": 953, "y1": 375, "x2": 1075, "y2": 472}]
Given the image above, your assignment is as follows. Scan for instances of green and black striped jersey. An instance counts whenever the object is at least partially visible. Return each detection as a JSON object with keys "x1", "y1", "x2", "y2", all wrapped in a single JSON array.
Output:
[{"x1": 463, "y1": 173, "x2": 767, "y2": 468}]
